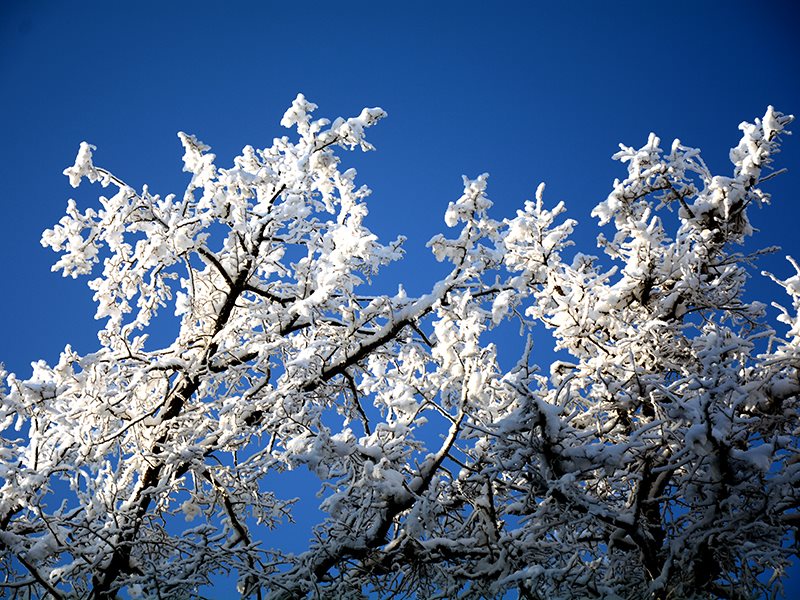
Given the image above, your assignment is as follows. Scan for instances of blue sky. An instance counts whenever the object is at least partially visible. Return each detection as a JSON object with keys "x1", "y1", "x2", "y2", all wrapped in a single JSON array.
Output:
[{"x1": 1, "y1": 0, "x2": 799, "y2": 596}]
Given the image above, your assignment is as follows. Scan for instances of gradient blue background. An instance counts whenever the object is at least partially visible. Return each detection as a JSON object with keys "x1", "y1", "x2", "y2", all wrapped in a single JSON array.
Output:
[{"x1": 2, "y1": 1, "x2": 799, "y2": 597}]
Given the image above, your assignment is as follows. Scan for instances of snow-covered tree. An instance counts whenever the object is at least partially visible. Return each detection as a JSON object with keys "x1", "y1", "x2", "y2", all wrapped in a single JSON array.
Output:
[{"x1": 1, "y1": 96, "x2": 798, "y2": 599}]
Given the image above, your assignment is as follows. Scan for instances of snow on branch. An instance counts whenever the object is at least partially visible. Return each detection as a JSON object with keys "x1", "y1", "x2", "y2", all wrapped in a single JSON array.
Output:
[{"x1": 1, "y1": 100, "x2": 798, "y2": 599}]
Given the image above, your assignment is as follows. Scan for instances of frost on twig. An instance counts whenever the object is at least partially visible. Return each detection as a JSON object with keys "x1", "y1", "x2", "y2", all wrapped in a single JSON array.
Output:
[{"x1": 1, "y1": 101, "x2": 798, "y2": 599}]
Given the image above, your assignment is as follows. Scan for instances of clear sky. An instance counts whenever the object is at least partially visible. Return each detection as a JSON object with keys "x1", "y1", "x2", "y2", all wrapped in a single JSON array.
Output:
[{"x1": 1, "y1": 0, "x2": 799, "y2": 596}]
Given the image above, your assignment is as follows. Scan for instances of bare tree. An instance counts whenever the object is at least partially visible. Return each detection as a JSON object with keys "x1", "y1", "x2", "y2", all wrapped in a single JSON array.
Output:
[{"x1": 1, "y1": 96, "x2": 798, "y2": 599}]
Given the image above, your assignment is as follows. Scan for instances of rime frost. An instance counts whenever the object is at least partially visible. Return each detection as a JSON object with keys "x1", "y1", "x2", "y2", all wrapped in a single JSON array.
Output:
[{"x1": 1, "y1": 101, "x2": 798, "y2": 599}]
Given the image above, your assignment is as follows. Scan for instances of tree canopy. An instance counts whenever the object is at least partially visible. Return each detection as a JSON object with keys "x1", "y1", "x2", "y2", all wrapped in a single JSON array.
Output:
[{"x1": 1, "y1": 96, "x2": 798, "y2": 599}]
